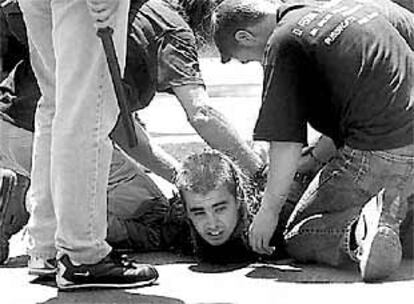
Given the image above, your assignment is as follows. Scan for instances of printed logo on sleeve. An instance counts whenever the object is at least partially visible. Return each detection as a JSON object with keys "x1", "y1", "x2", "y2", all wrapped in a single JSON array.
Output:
[
  {"x1": 324, "y1": 16, "x2": 357, "y2": 46},
  {"x1": 292, "y1": 28, "x2": 304, "y2": 37},
  {"x1": 317, "y1": 13, "x2": 334, "y2": 27},
  {"x1": 297, "y1": 12, "x2": 319, "y2": 27}
]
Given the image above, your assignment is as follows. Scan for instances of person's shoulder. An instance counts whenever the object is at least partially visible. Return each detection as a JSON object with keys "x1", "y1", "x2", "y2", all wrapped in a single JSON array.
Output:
[
  {"x1": 138, "y1": 0, "x2": 195, "y2": 37},
  {"x1": 264, "y1": 24, "x2": 306, "y2": 66},
  {"x1": 268, "y1": 5, "x2": 319, "y2": 47}
]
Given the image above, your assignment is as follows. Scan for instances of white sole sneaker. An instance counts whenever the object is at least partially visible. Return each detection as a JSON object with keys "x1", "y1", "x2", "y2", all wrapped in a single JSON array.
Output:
[
  {"x1": 56, "y1": 254, "x2": 159, "y2": 291},
  {"x1": 357, "y1": 189, "x2": 402, "y2": 282},
  {"x1": 28, "y1": 257, "x2": 57, "y2": 277}
]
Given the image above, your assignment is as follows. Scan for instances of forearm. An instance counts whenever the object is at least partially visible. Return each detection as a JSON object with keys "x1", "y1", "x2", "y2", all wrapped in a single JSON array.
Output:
[
  {"x1": 261, "y1": 141, "x2": 303, "y2": 214},
  {"x1": 125, "y1": 143, "x2": 179, "y2": 183},
  {"x1": 173, "y1": 84, "x2": 263, "y2": 176},
  {"x1": 111, "y1": 118, "x2": 179, "y2": 183},
  {"x1": 189, "y1": 105, "x2": 263, "y2": 176}
]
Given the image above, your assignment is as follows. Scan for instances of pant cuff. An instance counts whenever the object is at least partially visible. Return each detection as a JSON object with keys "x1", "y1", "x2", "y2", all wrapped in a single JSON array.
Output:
[
  {"x1": 342, "y1": 215, "x2": 360, "y2": 262},
  {"x1": 26, "y1": 249, "x2": 57, "y2": 260},
  {"x1": 57, "y1": 242, "x2": 112, "y2": 265}
]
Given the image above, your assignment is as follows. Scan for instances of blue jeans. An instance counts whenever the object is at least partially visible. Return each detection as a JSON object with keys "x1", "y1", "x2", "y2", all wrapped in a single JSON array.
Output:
[
  {"x1": 0, "y1": 119, "x2": 33, "y2": 177},
  {"x1": 284, "y1": 144, "x2": 414, "y2": 266},
  {"x1": 19, "y1": 0, "x2": 130, "y2": 264}
]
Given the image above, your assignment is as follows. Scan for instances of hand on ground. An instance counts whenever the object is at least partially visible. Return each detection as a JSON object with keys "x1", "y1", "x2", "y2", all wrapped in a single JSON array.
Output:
[{"x1": 248, "y1": 208, "x2": 278, "y2": 255}]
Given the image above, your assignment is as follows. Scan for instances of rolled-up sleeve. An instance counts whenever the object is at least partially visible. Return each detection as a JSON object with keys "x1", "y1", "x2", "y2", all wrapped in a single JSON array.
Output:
[{"x1": 157, "y1": 30, "x2": 204, "y2": 92}]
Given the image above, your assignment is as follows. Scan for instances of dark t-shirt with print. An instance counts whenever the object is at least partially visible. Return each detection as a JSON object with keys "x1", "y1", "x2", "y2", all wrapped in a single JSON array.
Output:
[
  {"x1": 124, "y1": 0, "x2": 204, "y2": 112},
  {"x1": 254, "y1": 0, "x2": 414, "y2": 150}
]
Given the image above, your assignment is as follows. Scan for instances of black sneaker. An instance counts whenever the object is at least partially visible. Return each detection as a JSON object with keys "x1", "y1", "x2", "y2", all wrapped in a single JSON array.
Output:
[
  {"x1": 0, "y1": 169, "x2": 30, "y2": 264},
  {"x1": 56, "y1": 252, "x2": 159, "y2": 291}
]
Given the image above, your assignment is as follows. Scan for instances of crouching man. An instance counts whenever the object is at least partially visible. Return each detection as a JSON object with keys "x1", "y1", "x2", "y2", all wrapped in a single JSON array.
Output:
[{"x1": 210, "y1": 0, "x2": 414, "y2": 281}]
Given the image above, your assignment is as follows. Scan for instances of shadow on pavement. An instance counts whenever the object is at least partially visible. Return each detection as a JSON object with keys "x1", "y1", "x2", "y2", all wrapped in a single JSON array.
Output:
[
  {"x1": 127, "y1": 251, "x2": 195, "y2": 265},
  {"x1": 244, "y1": 259, "x2": 414, "y2": 283},
  {"x1": 189, "y1": 261, "x2": 251, "y2": 274},
  {"x1": 36, "y1": 289, "x2": 185, "y2": 304},
  {"x1": 0, "y1": 254, "x2": 28, "y2": 268}
]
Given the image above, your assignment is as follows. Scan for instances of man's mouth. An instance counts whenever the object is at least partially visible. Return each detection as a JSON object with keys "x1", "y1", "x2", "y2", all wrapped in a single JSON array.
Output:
[{"x1": 207, "y1": 230, "x2": 223, "y2": 239}]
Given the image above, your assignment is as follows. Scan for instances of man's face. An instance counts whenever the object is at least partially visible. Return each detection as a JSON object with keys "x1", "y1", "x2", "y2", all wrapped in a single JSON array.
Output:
[{"x1": 183, "y1": 186, "x2": 239, "y2": 246}]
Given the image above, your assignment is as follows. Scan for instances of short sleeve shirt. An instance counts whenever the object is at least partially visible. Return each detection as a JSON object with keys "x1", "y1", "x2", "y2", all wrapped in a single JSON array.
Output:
[
  {"x1": 254, "y1": 0, "x2": 414, "y2": 150},
  {"x1": 125, "y1": 0, "x2": 204, "y2": 112}
]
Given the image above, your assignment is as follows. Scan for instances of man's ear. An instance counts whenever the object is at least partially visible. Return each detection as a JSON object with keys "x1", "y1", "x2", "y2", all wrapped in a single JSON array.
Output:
[{"x1": 234, "y1": 30, "x2": 256, "y2": 46}]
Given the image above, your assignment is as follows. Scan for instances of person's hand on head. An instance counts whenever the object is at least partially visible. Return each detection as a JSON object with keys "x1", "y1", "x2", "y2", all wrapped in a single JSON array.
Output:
[
  {"x1": 86, "y1": 0, "x2": 119, "y2": 29},
  {"x1": 248, "y1": 206, "x2": 278, "y2": 255}
]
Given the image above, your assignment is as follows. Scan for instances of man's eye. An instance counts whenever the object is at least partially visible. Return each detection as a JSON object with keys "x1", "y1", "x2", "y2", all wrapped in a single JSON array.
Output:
[
  {"x1": 215, "y1": 206, "x2": 227, "y2": 213},
  {"x1": 193, "y1": 212, "x2": 205, "y2": 217}
]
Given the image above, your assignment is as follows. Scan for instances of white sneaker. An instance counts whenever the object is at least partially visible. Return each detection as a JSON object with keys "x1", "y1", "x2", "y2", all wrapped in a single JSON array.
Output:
[{"x1": 356, "y1": 189, "x2": 403, "y2": 282}]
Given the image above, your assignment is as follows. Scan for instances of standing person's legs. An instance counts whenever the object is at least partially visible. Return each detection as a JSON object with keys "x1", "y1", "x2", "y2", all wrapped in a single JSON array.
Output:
[
  {"x1": 50, "y1": 0, "x2": 121, "y2": 264},
  {"x1": 20, "y1": 0, "x2": 128, "y2": 263},
  {"x1": 18, "y1": 0, "x2": 57, "y2": 267},
  {"x1": 284, "y1": 145, "x2": 414, "y2": 278}
]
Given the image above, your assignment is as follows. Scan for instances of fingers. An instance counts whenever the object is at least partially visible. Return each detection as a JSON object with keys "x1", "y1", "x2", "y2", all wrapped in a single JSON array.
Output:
[
  {"x1": 249, "y1": 226, "x2": 275, "y2": 255},
  {"x1": 87, "y1": 0, "x2": 119, "y2": 29},
  {"x1": 88, "y1": 8, "x2": 114, "y2": 28}
]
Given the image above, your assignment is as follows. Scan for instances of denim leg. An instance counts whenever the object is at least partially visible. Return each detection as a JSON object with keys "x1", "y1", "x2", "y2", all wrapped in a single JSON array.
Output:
[
  {"x1": 0, "y1": 119, "x2": 33, "y2": 177},
  {"x1": 284, "y1": 156, "x2": 371, "y2": 266},
  {"x1": 19, "y1": 0, "x2": 57, "y2": 260},
  {"x1": 50, "y1": 0, "x2": 130, "y2": 264},
  {"x1": 20, "y1": 0, "x2": 130, "y2": 264},
  {"x1": 284, "y1": 145, "x2": 414, "y2": 267},
  {"x1": 400, "y1": 194, "x2": 414, "y2": 259},
  {"x1": 106, "y1": 147, "x2": 170, "y2": 251}
]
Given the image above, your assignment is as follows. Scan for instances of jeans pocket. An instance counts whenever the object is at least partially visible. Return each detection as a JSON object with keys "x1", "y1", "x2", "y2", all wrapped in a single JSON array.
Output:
[{"x1": 341, "y1": 146, "x2": 371, "y2": 186}]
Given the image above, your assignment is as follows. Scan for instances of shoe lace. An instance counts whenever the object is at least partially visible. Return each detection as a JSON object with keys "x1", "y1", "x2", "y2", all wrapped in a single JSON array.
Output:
[{"x1": 108, "y1": 251, "x2": 139, "y2": 269}]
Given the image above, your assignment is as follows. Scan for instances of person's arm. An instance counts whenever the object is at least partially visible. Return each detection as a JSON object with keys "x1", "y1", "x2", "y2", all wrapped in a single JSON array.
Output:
[
  {"x1": 297, "y1": 134, "x2": 337, "y2": 174},
  {"x1": 111, "y1": 117, "x2": 180, "y2": 183},
  {"x1": 172, "y1": 84, "x2": 263, "y2": 176},
  {"x1": 249, "y1": 141, "x2": 302, "y2": 255}
]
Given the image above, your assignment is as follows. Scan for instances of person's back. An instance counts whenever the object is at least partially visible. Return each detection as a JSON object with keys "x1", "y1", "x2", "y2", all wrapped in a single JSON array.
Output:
[
  {"x1": 125, "y1": 0, "x2": 202, "y2": 111},
  {"x1": 264, "y1": 0, "x2": 414, "y2": 149}
]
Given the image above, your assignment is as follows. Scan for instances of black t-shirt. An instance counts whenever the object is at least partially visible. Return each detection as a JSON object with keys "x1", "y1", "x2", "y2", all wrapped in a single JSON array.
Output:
[
  {"x1": 254, "y1": 0, "x2": 414, "y2": 150},
  {"x1": 124, "y1": 0, "x2": 204, "y2": 112}
]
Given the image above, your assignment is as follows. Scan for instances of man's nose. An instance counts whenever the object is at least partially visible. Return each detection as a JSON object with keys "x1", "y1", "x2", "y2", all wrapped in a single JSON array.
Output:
[{"x1": 205, "y1": 212, "x2": 218, "y2": 229}]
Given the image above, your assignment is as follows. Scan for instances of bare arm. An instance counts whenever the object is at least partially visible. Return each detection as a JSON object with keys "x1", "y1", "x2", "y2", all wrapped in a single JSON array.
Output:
[
  {"x1": 249, "y1": 141, "x2": 303, "y2": 255},
  {"x1": 262, "y1": 141, "x2": 303, "y2": 214},
  {"x1": 111, "y1": 117, "x2": 179, "y2": 183},
  {"x1": 172, "y1": 84, "x2": 263, "y2": 176}
]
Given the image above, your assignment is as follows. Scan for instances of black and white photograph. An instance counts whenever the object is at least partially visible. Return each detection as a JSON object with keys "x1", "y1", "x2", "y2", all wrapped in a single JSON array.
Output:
[{"x1": 1, "y1": 0, "x2": 413, "y2": 303}]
